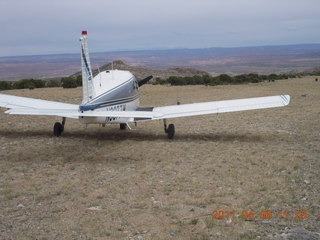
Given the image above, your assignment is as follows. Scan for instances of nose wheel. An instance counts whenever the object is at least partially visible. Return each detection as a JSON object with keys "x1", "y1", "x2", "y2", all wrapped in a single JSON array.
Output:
[
  {"x1": 164, "y1": 119, "x2": 175, "y2": 139},
  {"x1": 53, "y1": 117, "x2": 66, "y2": 137},
  {"x1": 120, "y1": 123, "x2": 127, "y2": 130}
]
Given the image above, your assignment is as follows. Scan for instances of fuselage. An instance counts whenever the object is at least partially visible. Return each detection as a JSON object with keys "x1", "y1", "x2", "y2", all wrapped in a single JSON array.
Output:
[{"x1": 79, "y1": 70, "x2": 140, "y2": 124}]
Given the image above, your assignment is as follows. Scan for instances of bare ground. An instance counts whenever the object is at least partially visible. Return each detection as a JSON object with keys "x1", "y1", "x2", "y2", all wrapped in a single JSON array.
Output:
[{"x1": 0, "y1": 77, "x2": 319, "y2": 239}]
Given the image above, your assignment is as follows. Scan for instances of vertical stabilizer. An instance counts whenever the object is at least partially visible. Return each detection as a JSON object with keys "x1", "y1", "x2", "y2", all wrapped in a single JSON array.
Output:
[{"x1": 79, "y1": 31, "x2": 95, "y2": 104}]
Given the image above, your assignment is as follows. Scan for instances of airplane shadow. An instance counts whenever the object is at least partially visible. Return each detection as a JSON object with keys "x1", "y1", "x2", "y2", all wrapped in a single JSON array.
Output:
[{"x1": 0, "y1": 129, "x2": 267, "y2": 143}]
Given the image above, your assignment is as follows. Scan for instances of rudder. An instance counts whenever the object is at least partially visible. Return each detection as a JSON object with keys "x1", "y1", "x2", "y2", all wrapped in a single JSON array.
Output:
[{"x1": 79, "y1": 31, "x2": 95, "y2": 104}]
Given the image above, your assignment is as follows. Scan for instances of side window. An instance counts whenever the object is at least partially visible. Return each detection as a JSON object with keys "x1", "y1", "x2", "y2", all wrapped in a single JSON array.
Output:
[{"x1": 134, "y1": 80, "x2": 139, "y2": 89}]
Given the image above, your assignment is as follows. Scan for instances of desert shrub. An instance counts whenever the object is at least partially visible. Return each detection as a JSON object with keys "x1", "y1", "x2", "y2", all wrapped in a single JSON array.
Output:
[
  {"x1": 13, "y1": 79, "x2": 45, "y2": 89},
  {"x1": 32, "y1": 79, "x2": 45, "y2": 88},
  {"x1": 76, "y1": 75, "x2": 82, "y2": 86},
  {"x1": 248, "y1": 74, "x2": 261, "y2": 83},
  {"x1": 0, "y1": 81, "x2": 12, "y2": 90},
  {"x1": 168, "y1": 76, "x2": 187, "y2": 85},
  {"x1": 193, "y1": 75, "x2": 205, "y2": 85},
  {"x1": 153, "y1": 77, "x2": 169, "y2": 85},
  {"x1": 268, "y1": 74, "x2": 278, "y2": 81},
  {"x1": 219, "y1": 74, "x2": 234, "y2": 83},
  {"x1": 145, "y1": 72, "x2": 293, "y2": 87},
  {"x1": 46, "y1": 80, "x2": 61, "y2": 87},
  {"x1": 208, "y1": 76, "x2": 222, "y2": 86},
  {"x1": 203, "y1": 74, "x2": 213, "y2": 85},
  {"x1": 61, "y1": 77, "x2": 77, "y2": 88}
]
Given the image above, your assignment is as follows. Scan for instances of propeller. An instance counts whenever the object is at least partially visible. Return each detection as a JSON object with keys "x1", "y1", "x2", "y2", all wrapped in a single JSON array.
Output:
[{"x1": 138, "y1": 75, "x2": 153, "y2": 87}]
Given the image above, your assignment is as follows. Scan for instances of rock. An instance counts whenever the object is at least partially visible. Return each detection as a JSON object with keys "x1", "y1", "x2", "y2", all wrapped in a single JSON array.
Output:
[
  {"x1": 17, "y1": 203, "x2": 25, "y2": 208},
  {"x1": 151, "y1": 197, "x2": 162, "y2": 206},
  {"x1": 226, "y1": 218, "x2": 232, "y2": 224},
  {"x1": 87, "y1": 206, "x2": 102, "y2": 211},
  {"x1": 170, "y1": 232, "x2": 177, "y2": 237},
  {"x1": 262, "y1": 220, "x2": 272, "y2": 224},
  {"x1": 304, "y1": 180, "x2": 310, "y2": 184}
]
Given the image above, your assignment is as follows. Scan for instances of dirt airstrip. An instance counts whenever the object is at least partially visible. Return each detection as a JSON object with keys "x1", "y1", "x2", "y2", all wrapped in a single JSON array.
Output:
[{"x1": 0, "y1": 77, "x2": 319, "y2": 239}]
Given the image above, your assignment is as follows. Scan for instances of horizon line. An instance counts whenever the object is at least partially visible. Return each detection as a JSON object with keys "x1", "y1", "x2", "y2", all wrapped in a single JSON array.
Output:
[{"x1": 1, "y1": 42, "x2": 320, "y2": 59}]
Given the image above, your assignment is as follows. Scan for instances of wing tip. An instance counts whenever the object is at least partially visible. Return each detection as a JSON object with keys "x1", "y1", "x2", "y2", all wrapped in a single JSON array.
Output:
[{"x1": 281, "y1": 95, "x2": 290, "y2": 106}]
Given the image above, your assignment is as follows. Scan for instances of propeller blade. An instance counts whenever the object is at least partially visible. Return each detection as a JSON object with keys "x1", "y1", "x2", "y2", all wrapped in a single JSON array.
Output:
[{"x1": 138, "y1": 75, "x2": 153, "y2": 87}]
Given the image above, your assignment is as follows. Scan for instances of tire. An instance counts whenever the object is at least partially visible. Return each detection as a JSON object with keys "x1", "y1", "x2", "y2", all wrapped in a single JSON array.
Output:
[
  {"x1": 120, "y1": 123, "x2": 127, "y2": 130},
  {"x1": 53, "y1": 122, "x2": 63, "y2": 137},
  {"x1": 167, "y1": 124, "x2": 175, "y2": 139}
]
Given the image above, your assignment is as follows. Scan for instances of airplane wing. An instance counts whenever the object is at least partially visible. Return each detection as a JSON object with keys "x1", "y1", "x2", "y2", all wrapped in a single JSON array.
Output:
[
  {"x1": 151, "y1": 95, "x2": 290, "y2": 119},
  {"x1": 0, "y1": 93, "x2": 79, "y2": 119},
  {"x1": 2, "y1": 94, "x2": 290, "y2": 121}
]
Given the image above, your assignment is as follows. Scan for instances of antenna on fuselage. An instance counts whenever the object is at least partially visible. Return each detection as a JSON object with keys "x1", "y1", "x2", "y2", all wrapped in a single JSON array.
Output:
[{"x1": 96, "y1": 64, "x2": 102, "y2": 87}]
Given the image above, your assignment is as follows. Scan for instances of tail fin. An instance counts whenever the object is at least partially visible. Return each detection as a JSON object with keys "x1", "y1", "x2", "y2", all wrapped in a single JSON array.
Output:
[{"x1": 79, "y1": 31, "x2": 95, "y2": 104}]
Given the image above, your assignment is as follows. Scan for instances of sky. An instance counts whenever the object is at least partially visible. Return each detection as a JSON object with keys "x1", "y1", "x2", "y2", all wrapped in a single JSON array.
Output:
[{"x1": 0, "y1": 0, "x2": 319, "y2": 57}]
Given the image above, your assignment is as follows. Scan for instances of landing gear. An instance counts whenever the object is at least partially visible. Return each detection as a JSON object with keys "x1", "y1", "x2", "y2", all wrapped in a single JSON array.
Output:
[
  {"x1": 53, "y1": 122, "x2": 63, "y2": 137},
  {"x1": 53, "y1": 117, "x2": 66, "y2": 137},
  {"x1": 164, "y1": 119, "x2": 175, "y2": 139},
  {"x1": 167, "y1": 124, "x2": 175, "y2": 139},
  {"x1": 120, "y1": 123, "x2": 127, "y2": 130}
]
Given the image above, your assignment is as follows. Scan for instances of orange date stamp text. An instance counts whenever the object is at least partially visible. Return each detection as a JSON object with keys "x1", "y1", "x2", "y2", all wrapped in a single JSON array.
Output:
[{"x1": 212, "y1": 210, "x2": 308, "y2": 220}]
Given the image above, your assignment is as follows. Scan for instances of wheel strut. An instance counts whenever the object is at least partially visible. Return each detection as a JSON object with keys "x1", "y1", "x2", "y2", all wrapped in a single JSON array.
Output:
[
  {"x1": 62, "y1": 117, "x2": 66, "y2": 128},
  {"x1": 163, "y1": 119, "x2": 168, "y2": 133}
]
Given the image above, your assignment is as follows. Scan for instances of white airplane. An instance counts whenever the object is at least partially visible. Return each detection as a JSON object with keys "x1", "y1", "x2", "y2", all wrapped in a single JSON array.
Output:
[{"x1": 0, "y1": 31, "x2": 290, "y2": 139}]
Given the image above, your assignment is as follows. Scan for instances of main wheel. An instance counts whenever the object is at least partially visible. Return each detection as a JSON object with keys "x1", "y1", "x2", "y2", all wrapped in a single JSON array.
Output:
[
  {"x1": 120, "y1": 123, "x2": 127, "y2": 130},
  {"x1": 167, "y1": 124, "x2": 175, "y2": 139},
  {"x1": 53, "y1": 122, "x2": 63, "y2": 137}
]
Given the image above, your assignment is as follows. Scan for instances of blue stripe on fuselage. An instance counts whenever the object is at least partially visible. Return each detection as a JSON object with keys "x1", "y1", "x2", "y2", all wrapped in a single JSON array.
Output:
[
  {"x1": 79, "y1": 76, "x2": 139, "y2": 111},
  {"x1": 79, "y1": 94, "x2": 139, "y2": 111}
]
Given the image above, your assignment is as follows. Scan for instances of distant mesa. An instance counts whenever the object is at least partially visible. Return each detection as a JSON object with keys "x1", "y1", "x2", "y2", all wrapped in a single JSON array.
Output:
[
  {"x1": 71, "y1": 60, "x2": 208, "y2": 80},
  {"x1": 304, "y1": 66, "x2": 320, "y2": 75},
  {"x1": 1, "y1": 44, "x2": 320, "y2": 81}
]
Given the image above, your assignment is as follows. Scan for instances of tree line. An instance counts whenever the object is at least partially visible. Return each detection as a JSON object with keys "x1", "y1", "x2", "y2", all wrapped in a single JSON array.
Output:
[
  {"x1": 0, "y1": 75, "x2": 82, "y2": 90},
  {"x1": 0, "y1": 73, "x2": 297, "y2": 91},
  {"x1": 152, "y1": 73, "x2": 292, "y2": 86}
]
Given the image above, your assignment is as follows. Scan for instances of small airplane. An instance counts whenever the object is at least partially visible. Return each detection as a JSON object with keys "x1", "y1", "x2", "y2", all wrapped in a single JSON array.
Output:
[{"x1": 0, "y1": 31, "x2": 290, "y2": 139}]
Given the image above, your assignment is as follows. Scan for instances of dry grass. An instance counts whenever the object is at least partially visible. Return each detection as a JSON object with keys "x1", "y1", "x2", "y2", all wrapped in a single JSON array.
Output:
[{"x1": 0, "y1": 77, "x2": 319, "y2": 239}]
